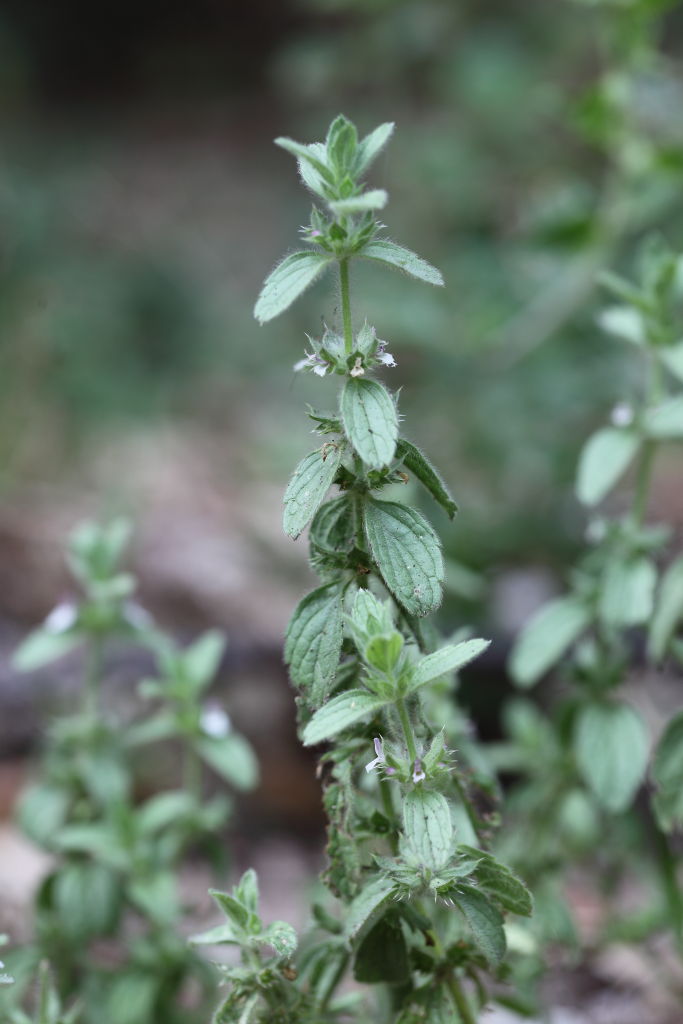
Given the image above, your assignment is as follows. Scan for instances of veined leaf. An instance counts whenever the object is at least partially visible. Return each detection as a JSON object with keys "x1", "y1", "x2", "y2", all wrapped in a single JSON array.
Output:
[
  {"x1": 576, "y1": 428, "x2": 639, "y2": 506},
  {"x1": 648, "y1": 556, "x2": 683, "y2": 661},
  {"x1": 574, "y1": 701, "x2": 648, "y2": 812},
  {"x1": 344, "y1": 876, "x2": 397, "y2": 944},
  {"x1": 407, "y1": 638, "x2": 490, "y2": 693},
  {"x1": 341, "y1": 378, "x2": 398, "y2": 469},
  {"x1": 459, "y1": 845, "x2": 533, "y2": 917},
  {"x1": 360, "y1": 239, "x2": 444, "y2": 287},
  {"x1": 403, "y1": 789, "x2": 453, "y2": 872},
  {"x1": 354, "y1": 122, "x2": 395, "y2": 176},
  {"x1": 510, "y1": 596, "x2": 590, "y2": 688},
  {"x1": 651, "y1": 710, "x2": 683, "y2": 832},
  {"x1": 284, "y1": 583, "x2": 344, "y2": 704},
  {"x1": 302, "y1": 689, "x2": 387, "y2": 746},
  {"x1": 599, "y1": 557, "x2": 656, "y2": 627},
  {"x1": 453, "y1": 885, "x2": 506, "y2": 964},
  {"x1": 254, "y1": 250, "x2": 333, "y2": 323},
  {"x1": 396, "y1": 438, "x2": 457, "y2": 518},
  {"x1": 329, "y1": 190, "x2": 388, "y2": 216},
  {"x1": 644, "y1": 395, "x2": 683, "y2": 439},
  {"x1": 364, "y1": 499, "x2": 444, "y2": 617},
  {"x1": 659, "y1": 342, "x2": 683, "y2": 383},
  {"x1": 284, "y1": 445, "x2": 343, "y2": 540}
]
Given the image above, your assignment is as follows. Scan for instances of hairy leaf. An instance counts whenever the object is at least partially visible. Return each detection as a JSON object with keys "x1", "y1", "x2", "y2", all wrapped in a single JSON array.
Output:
[
  {"x1": 302, "y1": 689, "x2": 387, "y2": 746},
  {"x1": 407, "y1": 638, "x2": 490, "y2": 693},
  {"x1": 254, "y1": 250, "x2": 333, "y2": 323},
  {"x1": 364, "y1": 499, "x2": 444, "y2": 616},
  {"x1": 360, "y1": 240, "x2": 444, "y2": 286},
  {"x1": 459, "y1": 845, "x2": 533, "y2": 917},
  {"x1": 355, "y1": 122, "x2": 395, "y2": 176},
  {"x1": 396, "y1": 438, "x2": 457, "y2": 518},
  {"x1": 576, "y1": 428, "x2": 639, "y2": 506},
  {"x1": 344, "y1": 876, "x2": 397, "y2": 944},
  {"x1": 453, "y1": 885, "x2": 506, "y2": 963},
  {"x1": 284, "y1": 583, "x2": 345, "y2": 704},
  {"x1": 574, "y1": 701, "x2": 648, "y2": 812},
  {"x1": 403, "y1": 789, "x2": 453, "y2": 871},
  {"x1": 284, "y1": 445, "x2": 343, "y2": 539},
  {"x1": 510, "y1": 596, "x2": 590, "y2": 688},
  {"x1": 329, "y1": 190, "x2": 388, "y2": 216},
  {"x1": 341, "y1": 378, "x2": 398, "y2": 469},
  {"x1": 648, "y1": 556, "x2": 683, "y2": 661},
  {"x1": 353, "y1": 913, "x2": 409, "y2": 983}
]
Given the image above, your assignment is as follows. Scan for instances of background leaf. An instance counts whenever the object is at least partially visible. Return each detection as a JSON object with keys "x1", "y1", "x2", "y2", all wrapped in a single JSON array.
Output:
[
  {"x1": 575, "y1": 428, "x2": 639, "y2": 506},
  {"x1": 510, "y1": 596, "x2": 590, "y2": 688},
  {"x1": 574, "y1": 701, "x2": 649, "y2": 812}
]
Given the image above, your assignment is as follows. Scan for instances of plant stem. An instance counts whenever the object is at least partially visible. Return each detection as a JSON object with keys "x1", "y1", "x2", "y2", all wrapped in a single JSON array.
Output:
[
  {"x1": 339, "y1": 258, "x2": 353, "y2": 355},
  {"x1": 85, "y1": 633, "x2": 104, "y2": 720},
  {"x1": 447, "y1": 973, "x2": 478, "y2": 1024},
  {"x1": 396, "y1": 698, "x2": 418, "y2": 763}
]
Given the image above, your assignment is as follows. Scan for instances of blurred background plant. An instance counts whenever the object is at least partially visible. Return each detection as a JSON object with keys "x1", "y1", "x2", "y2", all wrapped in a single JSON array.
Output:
[{"x1": 1, "y1": 0, "x2": 683, "y2": 1021}]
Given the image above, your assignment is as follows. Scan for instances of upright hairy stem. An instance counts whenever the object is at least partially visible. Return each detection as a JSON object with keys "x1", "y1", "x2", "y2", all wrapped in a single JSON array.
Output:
[{"x1": 339, "y1": 258, "x2": 353, "y2": 355}]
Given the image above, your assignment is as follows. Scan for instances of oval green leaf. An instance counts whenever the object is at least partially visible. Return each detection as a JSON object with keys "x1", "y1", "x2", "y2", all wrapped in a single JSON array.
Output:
[
  {"x1": 574, "y1": 701, "x2": 649, "y2": 812},
  {"x1": 510, "y1": 596, "x2": 590, "y2": 688},
  {"x1": 302, "y1": 689, "x2": 387, "y2": 746},
  {"x1": 341, "y1": 378, "x2": 398, "y2": 470},
  {"x1": 254, "y1": 250, "x2": 332, "y2": 323},
  {"x1": 284, "y1": 446, "x2": 343, "y2": 540},
  {"x1": 284, "y1": 583, "x2": 345, "y2": 704},
  {"x1": 576, "y1": 428, "x2": 639, "y2": 507},
  {"x1": 363, "y1": 499, "x2": 444, "y2": 617}
]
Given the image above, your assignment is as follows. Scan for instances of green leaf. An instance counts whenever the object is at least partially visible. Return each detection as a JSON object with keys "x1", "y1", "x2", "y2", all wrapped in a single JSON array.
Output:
[
  {"x1": 182, "y1": 630, "x2": 226, "y2": 691},
  {"x1": 364, "y1": 632, "x2": 403, "y2": 673},
  {"x1": 189, "y1": 921, "x2": 240, "y2": 946},
  {"x1": 274, "y1": 137, "x2": 334, "y2": 182},
  {"x1": 329, "y1": 190, "x2": 388, "y2": 216},
  {"x1": 576, "y1": 428, "x2": 639, "y2": 506},
  {"x1": 124, "y1": 710, "x2": 178, "y2": 747},
  {"x1": 54, "y1": 824, "x2": 128, "y2": 871},
  {"x1": 261, "y1": 921, "x2": 298, "y2": 959},
  {"x1": 651, "y1": 710, "x2": 683, "y2": 832},
  {"x1": 344, "y1": 876, "x2": 397, "y2": 944},
  {"x1": 283, "y1": 446, "x2": 343, "y2": 540},
  {"x1": 453, "y1": 884, "x2": 506, "y2": 963},
  {"x1": 196, "y1": 733, "x2": 259, "y2": 791},
  {"x1": 16, "y1": 784, "x2": 70, "y2": 848},
  {"x1": 659, "y1": 342, "x2": 683, "y2": 383},
  {"x1": 395, "y1": 439, "x2": 457, "y2": 518},
  {"x1": 648, "y1": 556, "x2": 683, "y2": 660},
  {"x1": 340, "y1": 378, "x2": 398, "y2": 469},
  {"x1": 644, "y1": 395, "x2": 683, "y2": 439},
  {"x1": 128, "y1": 871, "x2": 179, "y2": 925},
  {"x1": 235, "y1": 868, "x2": 259, "y2": 912},
  {"x1": 403, "y1": 789, "x2": 453, "y2": 871},
  {"x1": 54, "y1": 862, "x2": 122, "y2": 942},
  {"x1": 360, "y1": 239, "x2": 444, "y2": 287},
  {"x1": 364, "y1": 499, "x2": 444, "y2": 617},
  {"x1": 137, "y1": 790, "x2": 197, "y2": 834},
  {"x1": 209, "y1": 888, "x2": 251, "y2": 931},
  {"x1": 407, "y1": 638, "x2": 490, "y2": 694},
  {"x1": 355, "y1": 122, "x2": 395, "y2": 176},
  {"x1": 12, "y1": 629, "x2": 82, "y2": 671},
  {"x1": 353, "y1": 913, "x2": 409, "y2": 984},
  {"x1": 597, "y1": 305, "x2": 646, "y2": 345},
  {"x1": 79, "y1": 749, "x2": 130, "y2": 807},
  {"x1": 309, "y1": 496, "x2": 354, "y2": 556},
  {"x1": 284, "y1": 583, "x2": 345, "y2": 704},
  {"x1": 599, "y1": 557, "x2": 656, "y2": 627},
  {"x1": 510, "y1": 596, "x2": 590, "y2": 688},
  {"x1": 574, "y1": 701, "x2": 649, "y2": 812},
  {"x1": 254, "y1": 250, "x2": 333, "y2": 323},
  {"x1": 302, "y1": 689, "x2": 387, "y2": 746},
  {"x1": 326, "y1": 115, "x2": 358, "y2": 176},
  {"x1": 105, "y1": 971, "x2": 158, "y2": 1024},
  {"x1": 459, "y1": 846, "x2": 533, "y2": 917}
]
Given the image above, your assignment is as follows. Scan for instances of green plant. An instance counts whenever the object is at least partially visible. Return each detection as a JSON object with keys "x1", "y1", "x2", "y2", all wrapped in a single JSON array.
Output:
[
  {"x1": 196, "y1": 115, "x2": 533, "y2": 1024},
  {"x1": 500, "y1": 237, "x2": 683, "y2": 987},
  {"x1": 3, "y1": 520, "x2": 257, "y2": 1024}
]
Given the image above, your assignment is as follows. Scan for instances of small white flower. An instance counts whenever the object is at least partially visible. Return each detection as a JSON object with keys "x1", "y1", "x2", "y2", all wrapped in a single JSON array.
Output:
[
  {"x1": 350, "y1": 357, "x2": 365, "y2": 377},
  {"x1": 610, "y1": 402, "x2": 634, "y2": 428},
  {"x1": 376, "y1": 339, "x2": 396, "y2": 367},
  {"x1": 44, "y1": 602, "x2": 78, "y2": 634},
  {"x1": 412, "y1": 759, "x2": 426, "y2": 784},
  {"x1": 365, "y1": 736, "x2": 395, "y2": 776},
  {"x1": 200, "y1": 704, "x2": 231, "y2": 738}
]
